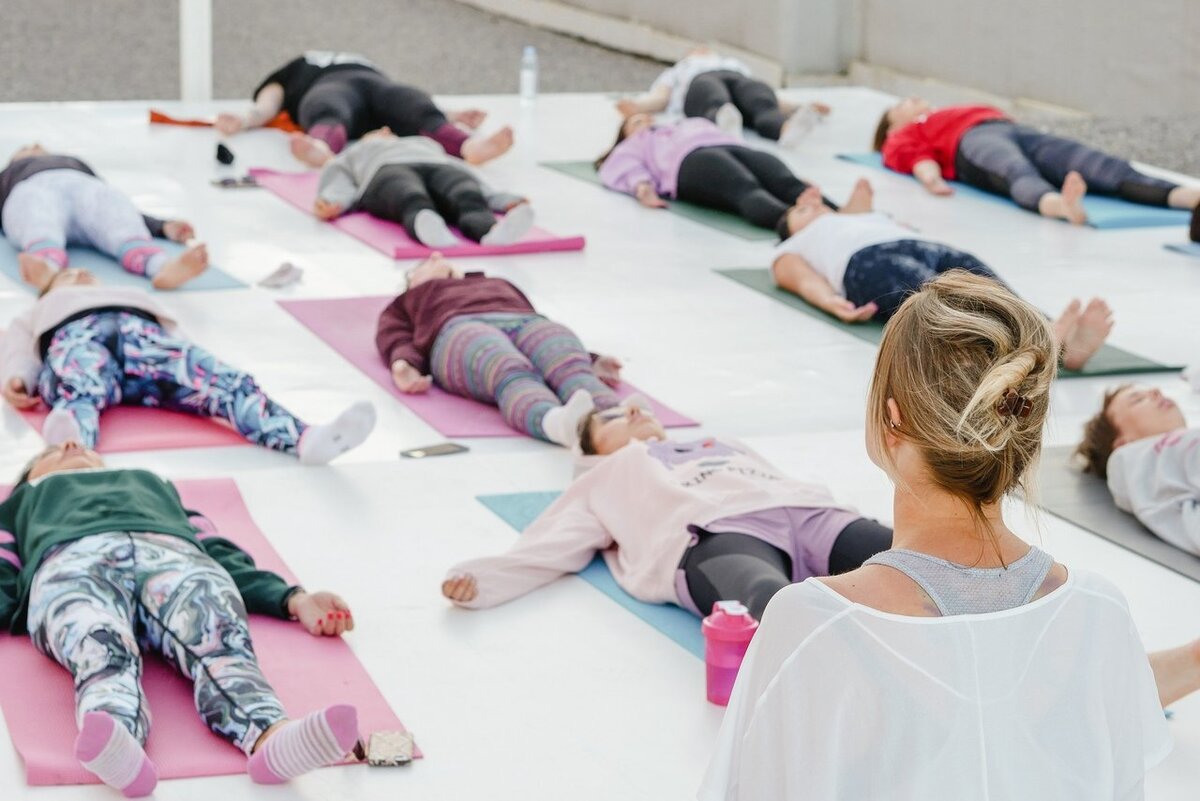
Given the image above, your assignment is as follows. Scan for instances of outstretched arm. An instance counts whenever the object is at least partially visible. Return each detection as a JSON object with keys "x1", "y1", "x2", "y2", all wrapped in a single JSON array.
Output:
[
  {"x1": 616, "y1": 86, "x2": 669, "y2": 117},
  {"x1": 216, "y1": 83, "x2": 285, "y2": 135},
  {"x1": 772, "y1": 253, "x2": 877, "y2": 323},
  {"x1": 913, "y1": 159, "x2": 954, "y2": 196}
]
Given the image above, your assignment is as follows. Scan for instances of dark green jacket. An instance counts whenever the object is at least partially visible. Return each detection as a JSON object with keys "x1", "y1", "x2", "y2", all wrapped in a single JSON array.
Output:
[{"x1": 0, "y1": 469, "x2": 297, "y2": 634}]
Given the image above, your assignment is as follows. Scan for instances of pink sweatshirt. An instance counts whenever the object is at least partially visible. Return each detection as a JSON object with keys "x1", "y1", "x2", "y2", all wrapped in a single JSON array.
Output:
[
  {"x1": 449, "y1": 437, "x2": 853, "y2": 609},
  {"x1": 0, "y1": 286, "x2": 177, "y2": 390},
  {"x1": 597, "y1": 118, "x2": 740, "y2": 198}
]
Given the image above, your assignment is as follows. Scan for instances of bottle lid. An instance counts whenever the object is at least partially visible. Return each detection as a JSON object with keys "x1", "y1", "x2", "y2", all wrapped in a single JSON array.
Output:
[
  {"x1": 523, "y1": 45, "x2": 536, "y2": 56},
  {"x1": 702, "y1": 600, "x2": 758, "y2": 641}
]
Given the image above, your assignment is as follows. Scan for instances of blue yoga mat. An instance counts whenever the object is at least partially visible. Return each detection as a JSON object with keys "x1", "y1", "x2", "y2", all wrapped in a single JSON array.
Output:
[
  {"x1": 0, "y1": 239, "x2": 245, "y2": 292},
  {"x1": 838, "y1": 152, "x2": 1191, "y2": 231},
  {"x1": 1164, "y1": 241, "x2": 1200, "y2": 258},
  {"x1": 477, "y1": 492, "x2": 704, "y2": 658}
]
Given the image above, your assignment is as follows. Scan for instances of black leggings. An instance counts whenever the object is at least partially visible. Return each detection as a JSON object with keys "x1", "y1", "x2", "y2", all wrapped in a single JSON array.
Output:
[
  {"x1": 358, "y1": 163, "x2": 496, "y2": 242},
  {"x1": 682, "y1": 518, "x2": 893, "y2": 621},
  {"x1": 954, "y1": 121, "x2": 1178, "y2": 212},
  {"x1": 297, "y1": 71, "x2": 461, "y2": 155},
  {"x1": 682, "y1": 70, "x2": 787, "y2": 140},
  {"x1": 675, "y1": 145, "x2": 836, "y2": 231}
]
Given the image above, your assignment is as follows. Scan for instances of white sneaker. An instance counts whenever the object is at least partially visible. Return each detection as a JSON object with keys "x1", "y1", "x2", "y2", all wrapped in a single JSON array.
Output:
[
  {"x1": 715, "y1": 103, "x2": 743, "y2": 137},
  {"x1": 481, "y1": 202, "x2": 535, "y2": 246},
  {"x1": 413, "y1": 210, "x2": 459, "y2": 247}
]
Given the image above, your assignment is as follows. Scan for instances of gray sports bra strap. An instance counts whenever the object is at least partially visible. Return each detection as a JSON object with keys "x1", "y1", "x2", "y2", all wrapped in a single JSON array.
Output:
[{"x1": 863, "y1": 547, "x2": 1055, "y2": 616}]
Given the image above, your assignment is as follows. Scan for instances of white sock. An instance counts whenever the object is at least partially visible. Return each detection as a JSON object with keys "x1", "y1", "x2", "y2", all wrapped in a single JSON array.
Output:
[
  {"x1": 43, "y1": 407, "x2": 84, "y2": 446},
  {"x1": 619, "y1": 392, "x2": 650, "y2": 411},
  {"x1": 715, "y1": 103, "x2": 743, "y2": 137},
  {"x1": 412, "y1": 209, "x2": 459, "y2": 247},
  {"x1": 779, "y1": 106, "x2": 821, "y2": 149},
  {"x1": 298, "y1": 401, "x2": 377, "y2": 465},
  {"x1": 480, "y1": 202, "x2": 535, "y2": 246},
  {"x1": 1183, "y1": 364, "x2": 1200, "y2": 392},
  {"x1": 540, "y1": 389, "x2": 595, "y2": 447}
]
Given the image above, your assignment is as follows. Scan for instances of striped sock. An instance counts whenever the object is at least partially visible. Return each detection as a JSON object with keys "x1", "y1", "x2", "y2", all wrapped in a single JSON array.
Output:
[
  {"x1": 247, "y1": 705, "x2": 359, "y2": 784},
  {"x1": 74, "y1": 712, "x2": 158, "y2": 798}
]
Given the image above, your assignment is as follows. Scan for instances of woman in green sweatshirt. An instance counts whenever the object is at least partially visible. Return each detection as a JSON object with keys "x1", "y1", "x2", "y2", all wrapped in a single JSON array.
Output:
[{"x1": 0, "y1": 442, "x2": 361, "y2": 797}]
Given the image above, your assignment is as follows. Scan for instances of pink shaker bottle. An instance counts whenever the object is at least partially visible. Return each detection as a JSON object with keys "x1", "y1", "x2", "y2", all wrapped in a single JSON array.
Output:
[{"x1": 701, "y1": 600, "x2": 758, "y2": 706}]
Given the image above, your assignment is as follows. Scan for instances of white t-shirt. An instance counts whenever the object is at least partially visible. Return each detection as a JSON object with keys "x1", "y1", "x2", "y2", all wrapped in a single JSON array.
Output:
[
  {"x1": 771, "y1": 212, "x2": 924, "y2": 295},
  {"x1": 1108, "y1": 428, "x2": 1200, "y2": 556},
  {"x1": 651, "y1": 54, "x2": 752, "y2": 116},
  {"x1": 700, "y1": 570, "x2": 1171, "y2": 801}
]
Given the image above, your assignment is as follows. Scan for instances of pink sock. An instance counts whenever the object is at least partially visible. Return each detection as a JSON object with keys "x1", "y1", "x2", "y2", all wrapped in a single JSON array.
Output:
[
  {"x1": 74, "y1": 712, "x2": 158, "y2": 798},
  {"x1": 28, "y1": 246, "x2": 68, "y2": 268},
  {"x1": 308, "y1": 123, "x2": 348, "y2": 154},
  {"x1": 247, "y1": 705, "x2": 358, "y2": 784}
]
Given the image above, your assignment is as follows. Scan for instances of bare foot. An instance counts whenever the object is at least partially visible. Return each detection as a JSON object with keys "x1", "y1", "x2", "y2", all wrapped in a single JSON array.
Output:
[
  {"x1": 593, "y1": 354, "x2": 623, "y2": 388},
  {"x1": 1040, "y1": 171, "x2": 1088, "y2": 225},
  {"x1": 442, "y1": 574, "x2": 478, "y2": 604},
  {"x1": 17, "y1": 253, "x2": 56, "y2": 290},
  {"x1": 1052, "y1": 298, "x2": 1081, "y2": 350},
  {"x1": 841, "y1": 178, "x2": 875, "y2": 214},
  {"x1": 461, "y1": 126, "x2": 514, "y2": 165},
  {"x1": 152, "y1": 243, "x2": 209, "y2": 290},
  {"x1": 1060, "y1": 298, "x2": 1113, "y2": 370},
  {"x1": 1167, "y1": 185, "x2": 1200, "y2": 210},
  {"x1": 289, "y1": 133, "x2": 334, "y2": 168},
  {"x1": 796, "y1": 185, "x2": 824, "y2": 207},
  {"x1": 448, "y1": 109, "x2": 487, "y2": 130}
]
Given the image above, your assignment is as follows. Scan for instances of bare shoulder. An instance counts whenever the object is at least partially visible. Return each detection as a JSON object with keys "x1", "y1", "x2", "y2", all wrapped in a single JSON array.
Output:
[
  {"x1": 817, "y1": 565, "x2": 941, "y2": 617},
  {"x1": 1031, "y1": 562, "x2": 1070, "y2": 601}
]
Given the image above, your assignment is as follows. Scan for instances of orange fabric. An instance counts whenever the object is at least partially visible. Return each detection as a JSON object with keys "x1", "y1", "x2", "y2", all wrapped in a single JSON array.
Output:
[{"x1": 148, "y1": 110, "x2": 302, "y2": 133}]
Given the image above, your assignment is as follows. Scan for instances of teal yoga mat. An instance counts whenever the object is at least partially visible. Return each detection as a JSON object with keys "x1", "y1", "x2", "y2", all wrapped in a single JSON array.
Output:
[
  {"x1": 540, "y1": 160, "x2": 777, "y2": 242},
  {"x1": 838, "y1": 152, "x2": 1191, "y2": 231},
  {"x1": 477, "y1": 492, "x2": 704, "y2": 658},
  {"x1": 717, "y1": 268, "x2": 1183, "y2": 379},
  {"x1": 0, "y1": 239, "x2": 245, "y2": 292}
]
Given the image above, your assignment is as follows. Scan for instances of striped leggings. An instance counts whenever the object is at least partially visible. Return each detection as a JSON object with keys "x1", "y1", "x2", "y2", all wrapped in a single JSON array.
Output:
[{"x1": 429, "y1": 313, "x2": 619, "y2": 441}]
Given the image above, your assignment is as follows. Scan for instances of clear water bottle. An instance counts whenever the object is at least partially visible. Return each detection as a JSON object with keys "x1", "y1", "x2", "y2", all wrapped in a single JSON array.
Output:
[{"x1": 519, "y1": 45, "x2": 539, "y2": 105}]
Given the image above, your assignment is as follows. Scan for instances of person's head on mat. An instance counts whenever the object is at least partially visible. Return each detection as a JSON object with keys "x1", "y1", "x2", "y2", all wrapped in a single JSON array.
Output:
[
  {"x1": 1076, "y1": 384, "x2": 1187, "y2": 478},
  {"x1": 8, "y1": 143, "x2": 48, "y2": 163},
  {"x1": 404, "y1": 252, "x2": 462, "y2": 290},
  {"x1": 866, "y1": 270, "x2": 1055, "y2": 526},
  {"x1": 594, "y1": 113, "x2": 654, "y2": 169},
  {"x1": 38, "y1": 266, "x2": 98, "y2": 297},
  {"x1": 872, "y1": 96, "x2": 934, "y2": 151},
  {"x1": 17, "y1": 439, "x2": 104, "y2": 486},
  {"x1": 775, "y1": 187, "x2": 834, "y2": 239},
  {"x1": 577, "y1": 405, "x2": 667, "y2": 456}
]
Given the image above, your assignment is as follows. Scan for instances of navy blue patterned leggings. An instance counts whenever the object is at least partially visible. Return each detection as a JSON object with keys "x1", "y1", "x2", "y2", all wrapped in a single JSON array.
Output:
[{"x1": 842, "y1": 239, "x2": 1003, "y2": 321}]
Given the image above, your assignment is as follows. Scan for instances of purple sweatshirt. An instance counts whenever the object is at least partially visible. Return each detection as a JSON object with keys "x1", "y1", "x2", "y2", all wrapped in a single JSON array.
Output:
[{"x1": 597, "y1": 118, "x2": 739, "y2": 198}]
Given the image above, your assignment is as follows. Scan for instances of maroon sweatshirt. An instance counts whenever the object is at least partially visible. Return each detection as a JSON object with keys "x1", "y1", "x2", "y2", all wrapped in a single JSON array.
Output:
[{"x1": 376, "y1": 273, "x2": 537, "y2": 374}]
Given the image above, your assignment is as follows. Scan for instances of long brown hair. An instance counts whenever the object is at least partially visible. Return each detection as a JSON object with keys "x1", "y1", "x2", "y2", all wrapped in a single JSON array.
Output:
[
  {"x1": 866, "y1": 271, "x2": 1057, "y2": 533},
  {"x1": 593, "y1": 118, "x2": 633, "y2": 170},
  {"x1": 872, "y1": 108, "x2": 893, "y2": 152}
]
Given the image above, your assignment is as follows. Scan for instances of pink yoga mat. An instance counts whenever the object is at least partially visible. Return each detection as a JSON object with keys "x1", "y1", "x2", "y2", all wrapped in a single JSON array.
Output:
[
  {"x1": 278, "y1": 295, "x2": 699, "y2": 437},
  {"x1": 0, "y1": 478, "x2": 414, "y2": 787},
  {"x1": 18, "y1": 406, "x2": 250, "y2": 454},
  {"x1": 250, "y1": 167, "x2": 586, "y2": 259}
]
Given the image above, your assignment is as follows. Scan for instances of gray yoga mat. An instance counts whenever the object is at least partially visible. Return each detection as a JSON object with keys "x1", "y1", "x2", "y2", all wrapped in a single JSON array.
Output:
[{"x1": 1037, "y1": 445, "x2": 1200, "y2": 583}]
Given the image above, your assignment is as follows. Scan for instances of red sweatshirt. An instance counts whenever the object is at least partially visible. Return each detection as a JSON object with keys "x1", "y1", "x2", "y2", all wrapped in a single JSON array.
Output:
[
  {"x1": 375, "y1": 273, "x2": 536, "y2": 374},
  {"x1": 881, "y1": 105, "x2": 1009, "y2": 179}
]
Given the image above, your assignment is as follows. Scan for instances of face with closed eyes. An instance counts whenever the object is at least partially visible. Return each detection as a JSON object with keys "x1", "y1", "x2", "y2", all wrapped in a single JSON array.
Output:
[
  {"x1": 585, "y1": 406, "x2": 668, "y2": 455},
  {"x1": 1107, "y1": 385, "x2": 1188, "y2": 447},
  {"x1": 22, "y1": 441, "x2": 105, "y2": 483}
]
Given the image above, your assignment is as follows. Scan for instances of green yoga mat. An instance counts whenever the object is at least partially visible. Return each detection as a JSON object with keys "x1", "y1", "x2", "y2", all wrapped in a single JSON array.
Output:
[
  {"x1": 717, "y1": 268, "x2": 1182, "y2": 379},
  {"x1": 540, "y1": 160, "x2": 778, "y2": 242}
]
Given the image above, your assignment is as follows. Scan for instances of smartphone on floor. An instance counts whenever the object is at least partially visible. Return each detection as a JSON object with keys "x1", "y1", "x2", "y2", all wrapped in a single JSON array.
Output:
[{"x1": 400, "y1": 442, "x2": 469, "y2": 459}]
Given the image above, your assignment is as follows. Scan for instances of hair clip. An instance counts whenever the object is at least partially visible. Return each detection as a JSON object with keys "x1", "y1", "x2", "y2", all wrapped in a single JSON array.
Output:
[{"x1": 996, "y1": 389, "x2": 1032, "y2": 419}]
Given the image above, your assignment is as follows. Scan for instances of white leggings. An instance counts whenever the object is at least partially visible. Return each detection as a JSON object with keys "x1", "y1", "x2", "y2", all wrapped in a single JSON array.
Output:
[{"x1": 0, "y1": 169, "x2": 167, "y2": 277}]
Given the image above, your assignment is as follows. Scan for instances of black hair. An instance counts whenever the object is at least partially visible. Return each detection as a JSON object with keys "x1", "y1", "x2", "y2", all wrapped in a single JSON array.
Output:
[{"x1": 593, "y1": 118, "x2": 634, "y2": 170}]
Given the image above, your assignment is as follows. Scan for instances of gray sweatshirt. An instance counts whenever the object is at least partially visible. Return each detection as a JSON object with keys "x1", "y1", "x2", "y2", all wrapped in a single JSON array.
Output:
[
  {"x1": 1107, "y1": 427, "x2": 1200, "y2": 555},
  {"x1": 316, "y1": 136, "x2": 522, "y2": 212}
]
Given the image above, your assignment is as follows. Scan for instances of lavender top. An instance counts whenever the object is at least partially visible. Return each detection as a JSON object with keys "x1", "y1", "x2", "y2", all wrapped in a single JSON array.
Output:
[{"x1": 597, "y1": 118, "x2": 740, "y2": 198}]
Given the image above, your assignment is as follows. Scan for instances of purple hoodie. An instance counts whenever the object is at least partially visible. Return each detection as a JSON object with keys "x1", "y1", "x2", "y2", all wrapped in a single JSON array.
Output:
[{"x1": 597, "y1": 117, "x2": 740, "y2": 198}]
